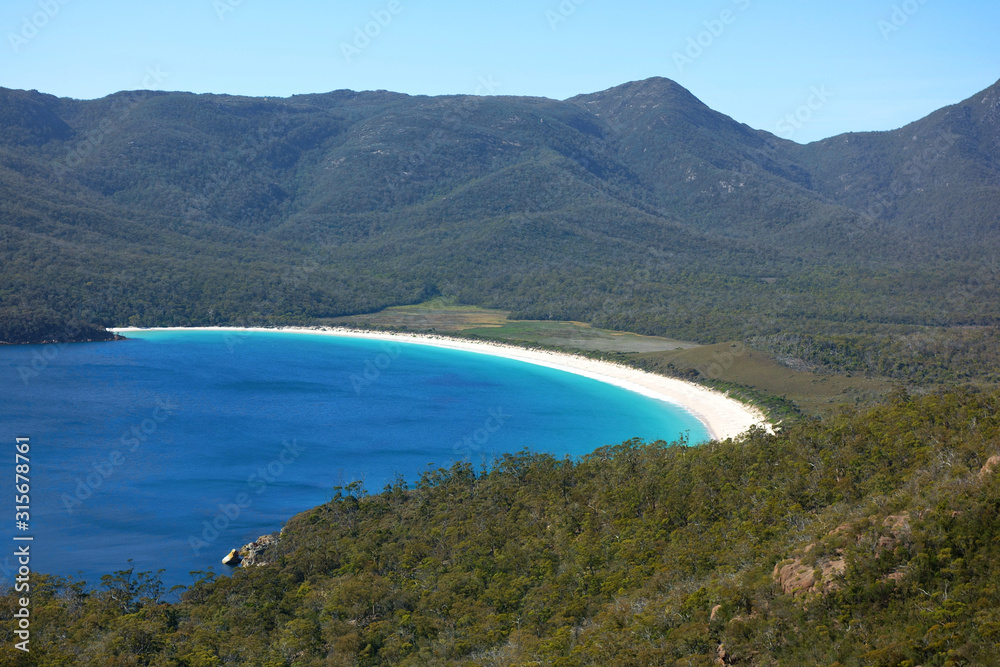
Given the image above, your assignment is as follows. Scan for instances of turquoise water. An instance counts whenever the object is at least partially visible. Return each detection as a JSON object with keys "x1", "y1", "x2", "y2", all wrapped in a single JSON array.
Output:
[{"x1": 0, "y1": 330, "x2": 707, "y2": 589}]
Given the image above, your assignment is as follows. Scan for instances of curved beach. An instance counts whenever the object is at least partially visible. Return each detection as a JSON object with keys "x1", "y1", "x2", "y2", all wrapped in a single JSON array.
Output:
[{"x1": 112, "y1": 326, "x2": 771, "y2": 441}]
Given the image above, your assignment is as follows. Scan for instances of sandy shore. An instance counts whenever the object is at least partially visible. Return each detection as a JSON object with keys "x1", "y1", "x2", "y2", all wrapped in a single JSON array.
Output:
[{"x1": 111, "y1": 326, "x2": 772, "y2": 441}]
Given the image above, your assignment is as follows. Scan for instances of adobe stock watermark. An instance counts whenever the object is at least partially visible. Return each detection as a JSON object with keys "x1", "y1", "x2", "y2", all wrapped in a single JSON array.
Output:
[
  {"x1": 182, "y1": 115, "x2": 290, "y2": 224},
  {"x1": 220, "y1": 312, "x2": 272, "y2": 353},
  {"x1": 7, "y1": 0, "x2": 73, "y2": 53},
  {"x1": 214, "y1": 0, "x2": 246, "y2": 22},
  {"x1": 546, "y1": 0, "x2": 587, "y2": 31},
  {"x1": 350, "y1": 341, "x2": 404, "y2": 394},
  {"x1": 697, "y1": 342, "x2": 746, "y2": 380},
  {"x1": 860, "y1": 129, "x2": 960, "y2": 223},
  {"x1": 775, "y1": 86, "x2": 833, "y2": 140},
  {"x1": 452, "y1": 407, "x2": 511, "y2": 459},
  {"x1": 218, "y1": 260, "x2": 322, "y2": 353},
  {"x1": 188, "y1": 439, "x2": 305, "y2": 556},
  {"x1": 673, "y1": 0, "x2": 752, "y2": 73},
  {"x1": 384, "y1": 75, "x2": 501, "y2": 193},
  {"x1": 14, "y1": 272, "x2": 137, "y2": 385},
  {"x1": 939, "y1": 257, "x2": 999, "y2": 320},
  {"x1": 514, "y1": 161, "x2": 577, "y2": 216},
  {"x1": 341, "y1": 0, "x2": 403, "y2": 64},
  {"x1": 53, "y1": 66, "x2": 169, "y2": 179},
  {"x1": 878, "y1": 0, "x2": 930, "y2": 40},
  {"x1": 15, "y1": 318, "x2": 90, "y2": 386},
  {"x1": 61, "y1": 398, "x2": 179, "y2": 514}
]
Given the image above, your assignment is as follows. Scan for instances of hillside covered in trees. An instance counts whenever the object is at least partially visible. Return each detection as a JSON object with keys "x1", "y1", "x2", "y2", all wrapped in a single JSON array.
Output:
[
  {"x1": 2, "y1": 77, "x2": 999, "y2": 383},
  {"x1": 6, "y1": 68, "x2": 1000, "y2": 666},
  {"x1": 3, "y1": 389, "x2": 1000, "y2": 665}
]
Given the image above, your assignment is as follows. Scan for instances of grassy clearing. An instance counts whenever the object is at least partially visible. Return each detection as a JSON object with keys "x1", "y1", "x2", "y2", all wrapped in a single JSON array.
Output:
[
  {"x1": 323, "y1": 298, "x2": 696, "y2": 353},
  {"x1": 322, "y1": 300, "x2": 893, "y2": 420},
  {"x1": 627, "y1": 342, "x2": 892, "y2": 420},
  {"x1": 321, "y1": 297, "x2": 510, "y2": 332}
]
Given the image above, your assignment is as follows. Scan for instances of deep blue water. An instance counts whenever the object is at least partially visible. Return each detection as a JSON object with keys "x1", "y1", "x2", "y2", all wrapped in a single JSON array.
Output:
[{"x1": 0, "y1": 330, "x2": 707, "y2": 590}]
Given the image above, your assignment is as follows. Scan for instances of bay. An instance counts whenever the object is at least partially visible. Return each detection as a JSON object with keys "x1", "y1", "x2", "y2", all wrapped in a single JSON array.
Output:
[{"x1": 0, "y1": 330, "x2": 708, "y2": 589}]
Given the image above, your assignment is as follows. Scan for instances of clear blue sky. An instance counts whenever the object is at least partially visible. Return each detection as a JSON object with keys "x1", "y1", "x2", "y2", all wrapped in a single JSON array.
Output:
[{"x1": 1, "y1": 0, "x2": 997, "y2": 143}]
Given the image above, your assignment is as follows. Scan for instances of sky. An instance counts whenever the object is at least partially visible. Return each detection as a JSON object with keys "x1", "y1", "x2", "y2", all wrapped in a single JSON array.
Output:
[{"x1": 0, "y1": 0, "x2": 997, "y2": 143}]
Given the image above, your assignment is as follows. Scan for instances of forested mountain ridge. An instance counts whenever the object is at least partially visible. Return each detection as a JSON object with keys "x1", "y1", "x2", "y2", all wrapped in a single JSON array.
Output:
[
  {"x1": 1, "y1": 78, "x2": 998, "y2": 382},
  {"x1": 4, "y1": 81, "x2": 1000, "y2": 664},
  {"x1": 794, "y1": 78, "x2": 1000, "y2": 248}
]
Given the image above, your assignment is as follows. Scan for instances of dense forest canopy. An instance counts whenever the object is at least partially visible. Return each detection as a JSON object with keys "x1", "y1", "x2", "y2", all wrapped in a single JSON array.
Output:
[
  {"x1": 3, "y1": 389, "x2": 1000, "y2": 665},
  {"x1": 1, "y1": 77, "x2": 999, "y2": 382},
  {"x1": 4, "y1": 78, "x2": 1000, "y2": 664}
]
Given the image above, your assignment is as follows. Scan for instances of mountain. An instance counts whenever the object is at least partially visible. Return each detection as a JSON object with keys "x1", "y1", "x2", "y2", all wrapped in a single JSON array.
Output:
[
  {"x1": 1, "y1": 77, "x2": 998, "y2": 380},
  {"x1": 792, "y1": 80, "x2": 1000, "y2": 247},
  {"x1": 568, "y1": 78, "x2": 838, "y2": 242}
]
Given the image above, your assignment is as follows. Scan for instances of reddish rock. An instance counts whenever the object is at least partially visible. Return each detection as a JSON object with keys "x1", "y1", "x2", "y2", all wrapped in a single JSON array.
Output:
[
  {"x1": 980, "y1": 455, "x2": 1000, "y2": 478},
  {"x1": 773, "y1": 556, "x2": 845, "y2": 595},
  {"x1": 875, "y1": 513, "x2": 912, "y2": 551},
  {"x1": 883, "y1": 513, "x2": 910, "y2": 531},
  {"x1": 885, "y1": 569, "x2": 907, "y2": 583}
]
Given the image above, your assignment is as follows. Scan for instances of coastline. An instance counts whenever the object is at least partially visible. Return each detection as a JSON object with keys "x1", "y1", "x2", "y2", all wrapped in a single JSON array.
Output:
[{"x1": 111, "y1": 326, "x2": 772, "y2": 441}]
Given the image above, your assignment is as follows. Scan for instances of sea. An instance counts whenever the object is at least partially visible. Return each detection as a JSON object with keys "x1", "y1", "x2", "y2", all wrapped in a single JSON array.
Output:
[{"x1": 0, "y1": 329, "x2": 708, "y2": 590}]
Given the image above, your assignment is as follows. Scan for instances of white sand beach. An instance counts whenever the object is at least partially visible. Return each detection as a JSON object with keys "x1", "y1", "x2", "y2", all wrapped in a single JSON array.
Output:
[{"x1": 112, "y1": 326, "x2": 772, "y2": 441}]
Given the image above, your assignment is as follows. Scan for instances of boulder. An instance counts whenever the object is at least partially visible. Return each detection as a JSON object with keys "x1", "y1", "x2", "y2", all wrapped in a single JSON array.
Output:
[
  {"x1": 828, "y1": 523, "x2": 852, "y2": 536},
  {"x1": 877, "y1": 513, "x2": 911, "y2": 551},
  {"x1": 773, "y1": 555, "x2": 845, "y2": 595},
  {"x1": 222, "y1": 549, "x2": 241, "y2": 566},
  {"x1": 979, "y1": 455, "x2": 1000, "y2": 478},
  {"x1": 239, "y1": 533, "x2": 279, "y2": 567}
]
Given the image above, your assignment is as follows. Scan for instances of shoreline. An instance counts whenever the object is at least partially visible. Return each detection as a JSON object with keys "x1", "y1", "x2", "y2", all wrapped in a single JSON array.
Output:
[{"x1": 111, "y1": 326, "x2": 772, "y2": 441}]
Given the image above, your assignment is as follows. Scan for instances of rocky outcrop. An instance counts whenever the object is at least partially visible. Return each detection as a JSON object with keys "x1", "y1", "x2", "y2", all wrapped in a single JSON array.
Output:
[
  {"x1": 222, "y1": 549, "x2": 241, "y2": 566},
  {"x1": 877, "y1": 513, "x2": 911, "y2": 551},
  {"x1": 979, "y1": 455, "x2": 1000, "y2": 479},
  {"x1": 774, "y1": 511, "x2": 922, "y2": 595},
  {"x1": 773, "y1": 553, "x2": 845, "y2": 596},
  {"x1": 239, "y1": 533, "x2": 279, "y2": 567}
]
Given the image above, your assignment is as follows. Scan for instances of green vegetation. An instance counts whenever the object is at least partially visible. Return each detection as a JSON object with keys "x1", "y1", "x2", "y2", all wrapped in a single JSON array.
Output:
[
  {"x1": 1, "y1": 79, "x2": 998, "y2": 388},
  {"x1": 4, "y1": 389, "x2": 1000, "y2": 665},
  {"x1": 325, "y1": 298, "x2": 696, "y2": 352},
  {"x1": 625, "y1": 341, "x2": 892, "y2": 421},
  {"x1": 3, "y1": 76, "x2": 1000, "y2": 663},
  {"x1": 322, "y1": 298, "x2": 513, "y2": 334}
]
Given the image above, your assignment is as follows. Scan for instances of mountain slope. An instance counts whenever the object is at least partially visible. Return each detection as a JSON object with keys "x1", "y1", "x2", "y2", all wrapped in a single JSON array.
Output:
[
  {"x1": 789, "y1": 79, "x2": 1000, "y2": 251},
  {"x1": 0, "y1": 78, "x2": 998, "y2": 382}
]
